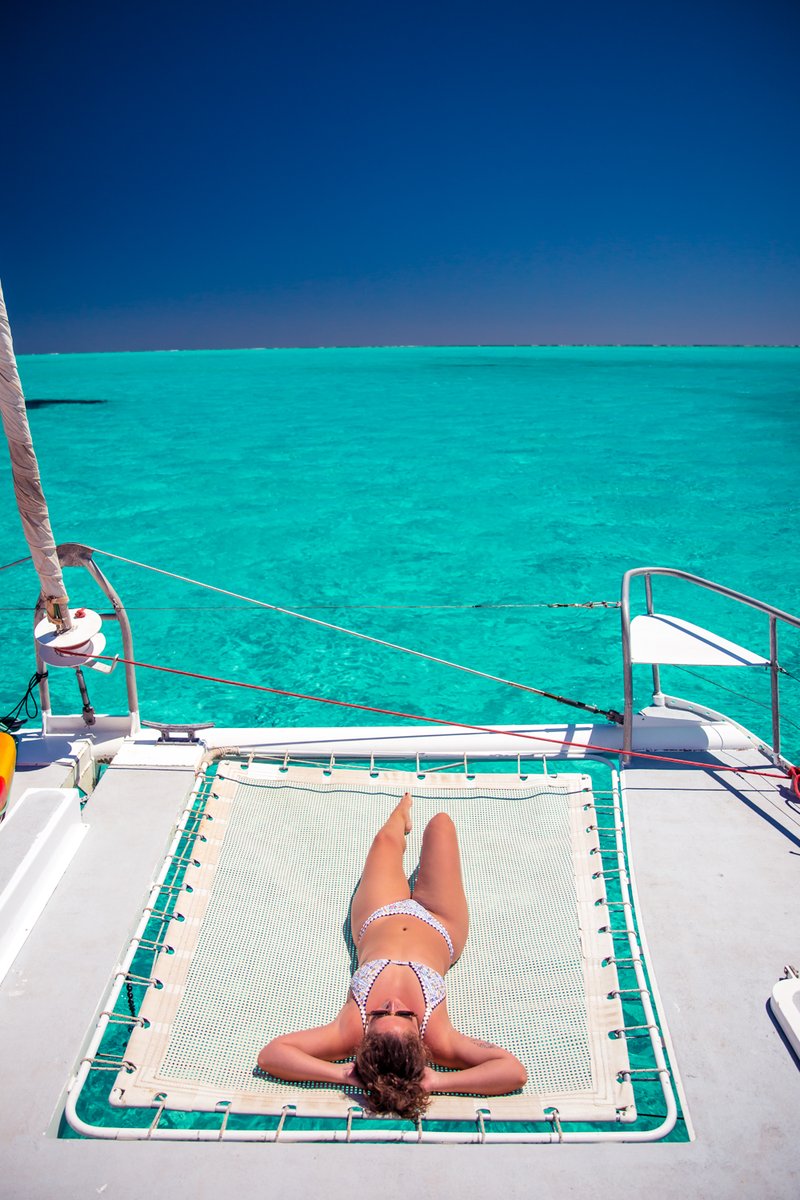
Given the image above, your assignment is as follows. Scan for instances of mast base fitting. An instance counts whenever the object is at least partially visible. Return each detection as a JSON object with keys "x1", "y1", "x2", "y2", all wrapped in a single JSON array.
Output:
[
  {"x1": 35, "y1": 608, "x2": 106, "y2": 668},
  {"x1": 44, "y1": 595, "x2": 72, "y2": 628}
]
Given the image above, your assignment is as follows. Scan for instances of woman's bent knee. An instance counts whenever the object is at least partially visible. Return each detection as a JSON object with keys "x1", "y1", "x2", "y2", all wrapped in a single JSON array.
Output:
[{"x1": 425, "y1": 812, "x2": 456, "y2": 835}]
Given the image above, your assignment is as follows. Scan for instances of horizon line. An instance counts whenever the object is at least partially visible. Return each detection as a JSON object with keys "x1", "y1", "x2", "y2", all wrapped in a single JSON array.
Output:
[{"x1": 19, "y1": 341, "x2": 800, "y2": 358}]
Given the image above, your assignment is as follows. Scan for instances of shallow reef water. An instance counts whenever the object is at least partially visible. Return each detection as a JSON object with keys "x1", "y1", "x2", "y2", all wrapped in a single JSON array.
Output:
[{"x1": 1, "y1": 345, "x2": 798, "y2": 758}]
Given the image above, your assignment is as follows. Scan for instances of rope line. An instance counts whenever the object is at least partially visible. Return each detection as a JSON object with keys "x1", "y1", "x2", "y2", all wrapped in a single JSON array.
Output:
[
  {"x1": 1, "y1": 671, "x2": 44, "y2": 732},
  {"x1": 88, "y1": 547, "x2": 621, "y2": 722},
  {"x1": 57, "y1": 646, "x2": 789, "y2": 779}
]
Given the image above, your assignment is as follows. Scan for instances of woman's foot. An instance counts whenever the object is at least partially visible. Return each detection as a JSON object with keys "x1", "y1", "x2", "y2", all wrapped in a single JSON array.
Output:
[{"x1": 398, "y1": 791, "x2": 413, "y2": 834}]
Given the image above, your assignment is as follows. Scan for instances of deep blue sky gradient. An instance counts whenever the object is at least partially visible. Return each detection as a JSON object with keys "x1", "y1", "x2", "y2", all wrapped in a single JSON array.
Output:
[{"x1": 3, "y1": 0, "x2": 799, "y2": 350}]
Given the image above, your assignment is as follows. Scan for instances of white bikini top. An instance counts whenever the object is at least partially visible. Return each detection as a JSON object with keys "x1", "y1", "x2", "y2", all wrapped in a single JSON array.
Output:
[{"x1": 350, "y1": 959, "x2": 446, "y2": 1039}]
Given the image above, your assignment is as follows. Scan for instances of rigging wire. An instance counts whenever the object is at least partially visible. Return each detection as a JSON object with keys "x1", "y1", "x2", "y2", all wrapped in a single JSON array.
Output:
[
  {"x1": 0, "y1": 554, "x2": 32, "y2": 573},
  {"x1": 672, "y1": 665, "x2": 800, "y2": 734},
  {"x1": 0, "y1": 601, "x2": 620, "y2": 612},
  {"x1": 11, "y1": 544, "x2": 797, "y2": 748},
  {"x1": 89, "y1": 547, "x2": 623, "y2": 723}
]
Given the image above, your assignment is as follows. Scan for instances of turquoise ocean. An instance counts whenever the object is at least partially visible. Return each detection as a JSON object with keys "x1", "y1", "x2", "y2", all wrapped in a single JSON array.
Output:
[{"x1": 1, "y1": 346, "x2": 799, "y2": 760}]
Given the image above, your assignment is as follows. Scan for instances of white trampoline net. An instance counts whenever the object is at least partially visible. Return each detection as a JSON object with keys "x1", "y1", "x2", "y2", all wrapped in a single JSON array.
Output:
[{"x1": 115, "y1": 763, "x2": 632, "y2": 1122}]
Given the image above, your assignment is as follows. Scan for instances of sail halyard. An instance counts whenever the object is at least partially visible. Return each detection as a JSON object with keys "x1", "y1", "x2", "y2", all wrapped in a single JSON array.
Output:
[{"x1": 0, "y1": 281, "x2": 72, "y2": 632}]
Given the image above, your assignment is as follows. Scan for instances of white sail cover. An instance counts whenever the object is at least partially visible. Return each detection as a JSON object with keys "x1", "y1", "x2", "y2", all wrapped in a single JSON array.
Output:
[{"x1": 0, "y1": 281, "x2": 69, "y2": 616}]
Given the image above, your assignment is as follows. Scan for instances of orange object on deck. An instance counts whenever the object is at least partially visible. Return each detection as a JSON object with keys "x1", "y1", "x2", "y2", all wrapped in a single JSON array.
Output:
[{"x1": 0, "y1": 729, "x2": 16, "y2": 815}]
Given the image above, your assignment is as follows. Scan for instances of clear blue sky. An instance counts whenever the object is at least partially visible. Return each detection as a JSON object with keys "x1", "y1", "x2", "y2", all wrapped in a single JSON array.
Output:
[{"x1": 3, "y1": 0, "x2": 798, "y2": 350}]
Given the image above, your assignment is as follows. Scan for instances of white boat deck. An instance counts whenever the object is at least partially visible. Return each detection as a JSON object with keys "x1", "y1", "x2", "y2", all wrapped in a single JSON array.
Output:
[{"x1": 1, "y1": 720, "x2": 799, "y2": 1198}]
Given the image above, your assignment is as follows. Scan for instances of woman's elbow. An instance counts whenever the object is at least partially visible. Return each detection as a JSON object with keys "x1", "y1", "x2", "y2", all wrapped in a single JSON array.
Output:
[
  {"x1": 257, "y1": 1039, "x2": 282, "y2": 1075},
  {"x1": 505, "y1": 1057, "x2": 527, "y2": 1091}
]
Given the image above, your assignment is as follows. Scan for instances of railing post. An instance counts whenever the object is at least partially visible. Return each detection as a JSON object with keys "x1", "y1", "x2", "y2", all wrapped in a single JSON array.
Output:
[
  {"x1": 82, "y1": 553, "x2": 140, "y2": 730},
  {"x1": 620, "y1": 572, "x2": 634, "y2": 763},
  {"x1": 33, "y1": 622, "x2": 52, "y2": 730},
  {"x1": 769, "y1": 616, "x2": 781, "y2": 764},
  {"x1": 643, "y1": 573, "x2": 663, "y2": 705}
]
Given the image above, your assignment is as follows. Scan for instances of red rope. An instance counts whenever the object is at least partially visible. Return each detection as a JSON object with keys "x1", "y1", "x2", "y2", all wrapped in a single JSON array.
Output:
[
  {"x1": 789, "y1": 766, "x2": 800, "y2": 800},
  {"x1": 58, "y1": 647, "x2": 791, "y2": 780}
]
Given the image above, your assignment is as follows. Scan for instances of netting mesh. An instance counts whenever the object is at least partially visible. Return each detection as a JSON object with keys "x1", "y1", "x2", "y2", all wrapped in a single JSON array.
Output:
[{"x1": 115, "y1": 764, "x2": 632, "y2": 1121}]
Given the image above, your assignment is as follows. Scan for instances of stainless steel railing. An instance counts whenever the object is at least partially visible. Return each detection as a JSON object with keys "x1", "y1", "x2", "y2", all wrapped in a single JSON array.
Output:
[{"x1": 620, "y1": 567, "x2": 800, "y2": 767}]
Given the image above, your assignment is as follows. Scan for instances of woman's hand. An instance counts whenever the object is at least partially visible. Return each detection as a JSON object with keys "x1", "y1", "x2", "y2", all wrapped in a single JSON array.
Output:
[
  {"x1": 420, "y1": 1067, "x2": 440, "y2": 1093},
  {"x1": 340, "y1": 1062, "x2": 363, "y2": 1089}
]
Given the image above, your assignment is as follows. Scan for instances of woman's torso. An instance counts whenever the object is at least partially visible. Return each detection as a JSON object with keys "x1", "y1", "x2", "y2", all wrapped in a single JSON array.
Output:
[
  {"x1": 356, "y1": 909, "x2": 454, "y2": 976},
  {"x1": 348, "y1": 906, "x2": 455, "y2": 1040}
]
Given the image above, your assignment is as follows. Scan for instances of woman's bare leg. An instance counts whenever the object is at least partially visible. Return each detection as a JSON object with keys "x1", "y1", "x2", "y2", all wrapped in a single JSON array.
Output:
[
  {"x1": 411, "y1": 813, "x2": 469, "y2": 961},
  {"x1": 350, "y1": 793, "x2": 413, "y2": 936}
]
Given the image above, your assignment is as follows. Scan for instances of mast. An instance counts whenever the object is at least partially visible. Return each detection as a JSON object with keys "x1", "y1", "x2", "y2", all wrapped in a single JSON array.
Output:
[
  {"x1": 0, "y1": 281, "x2": 137, "y2": 732},
  {"x1": 0, "y1": 280, "x2": 72, "y2": 632}
]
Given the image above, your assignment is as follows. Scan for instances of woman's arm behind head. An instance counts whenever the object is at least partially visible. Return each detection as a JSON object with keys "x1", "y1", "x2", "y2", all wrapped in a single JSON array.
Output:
[
  {"x1": 423, "y1": 1027, "x2": 527, "y2": 1096},
  {"x1": 257, "y1": 1004, "x2": 361, "y2": 1084}
]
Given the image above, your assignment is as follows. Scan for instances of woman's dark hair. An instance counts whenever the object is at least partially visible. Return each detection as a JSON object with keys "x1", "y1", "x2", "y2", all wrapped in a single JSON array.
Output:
[{"x1": 354, "y1": 1028, "x2": 430, "y2": 1121}]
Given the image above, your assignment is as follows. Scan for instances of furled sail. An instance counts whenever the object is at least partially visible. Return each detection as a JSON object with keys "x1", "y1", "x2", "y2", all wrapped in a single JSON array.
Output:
[{"x1": 0, "y1": 281, "x2": 71, "y2": 630}]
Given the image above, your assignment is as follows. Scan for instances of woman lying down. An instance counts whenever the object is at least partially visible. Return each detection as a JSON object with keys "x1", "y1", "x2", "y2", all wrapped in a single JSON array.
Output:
[{"x1": 259, "y1": 793, "x2": 526, "y2": 1120}]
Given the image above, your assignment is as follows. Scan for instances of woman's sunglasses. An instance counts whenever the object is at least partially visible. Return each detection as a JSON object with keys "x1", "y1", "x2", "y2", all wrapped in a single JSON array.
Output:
[{"x1": 367, "y1": 1009, "x2": 418, "y2": 1022}]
